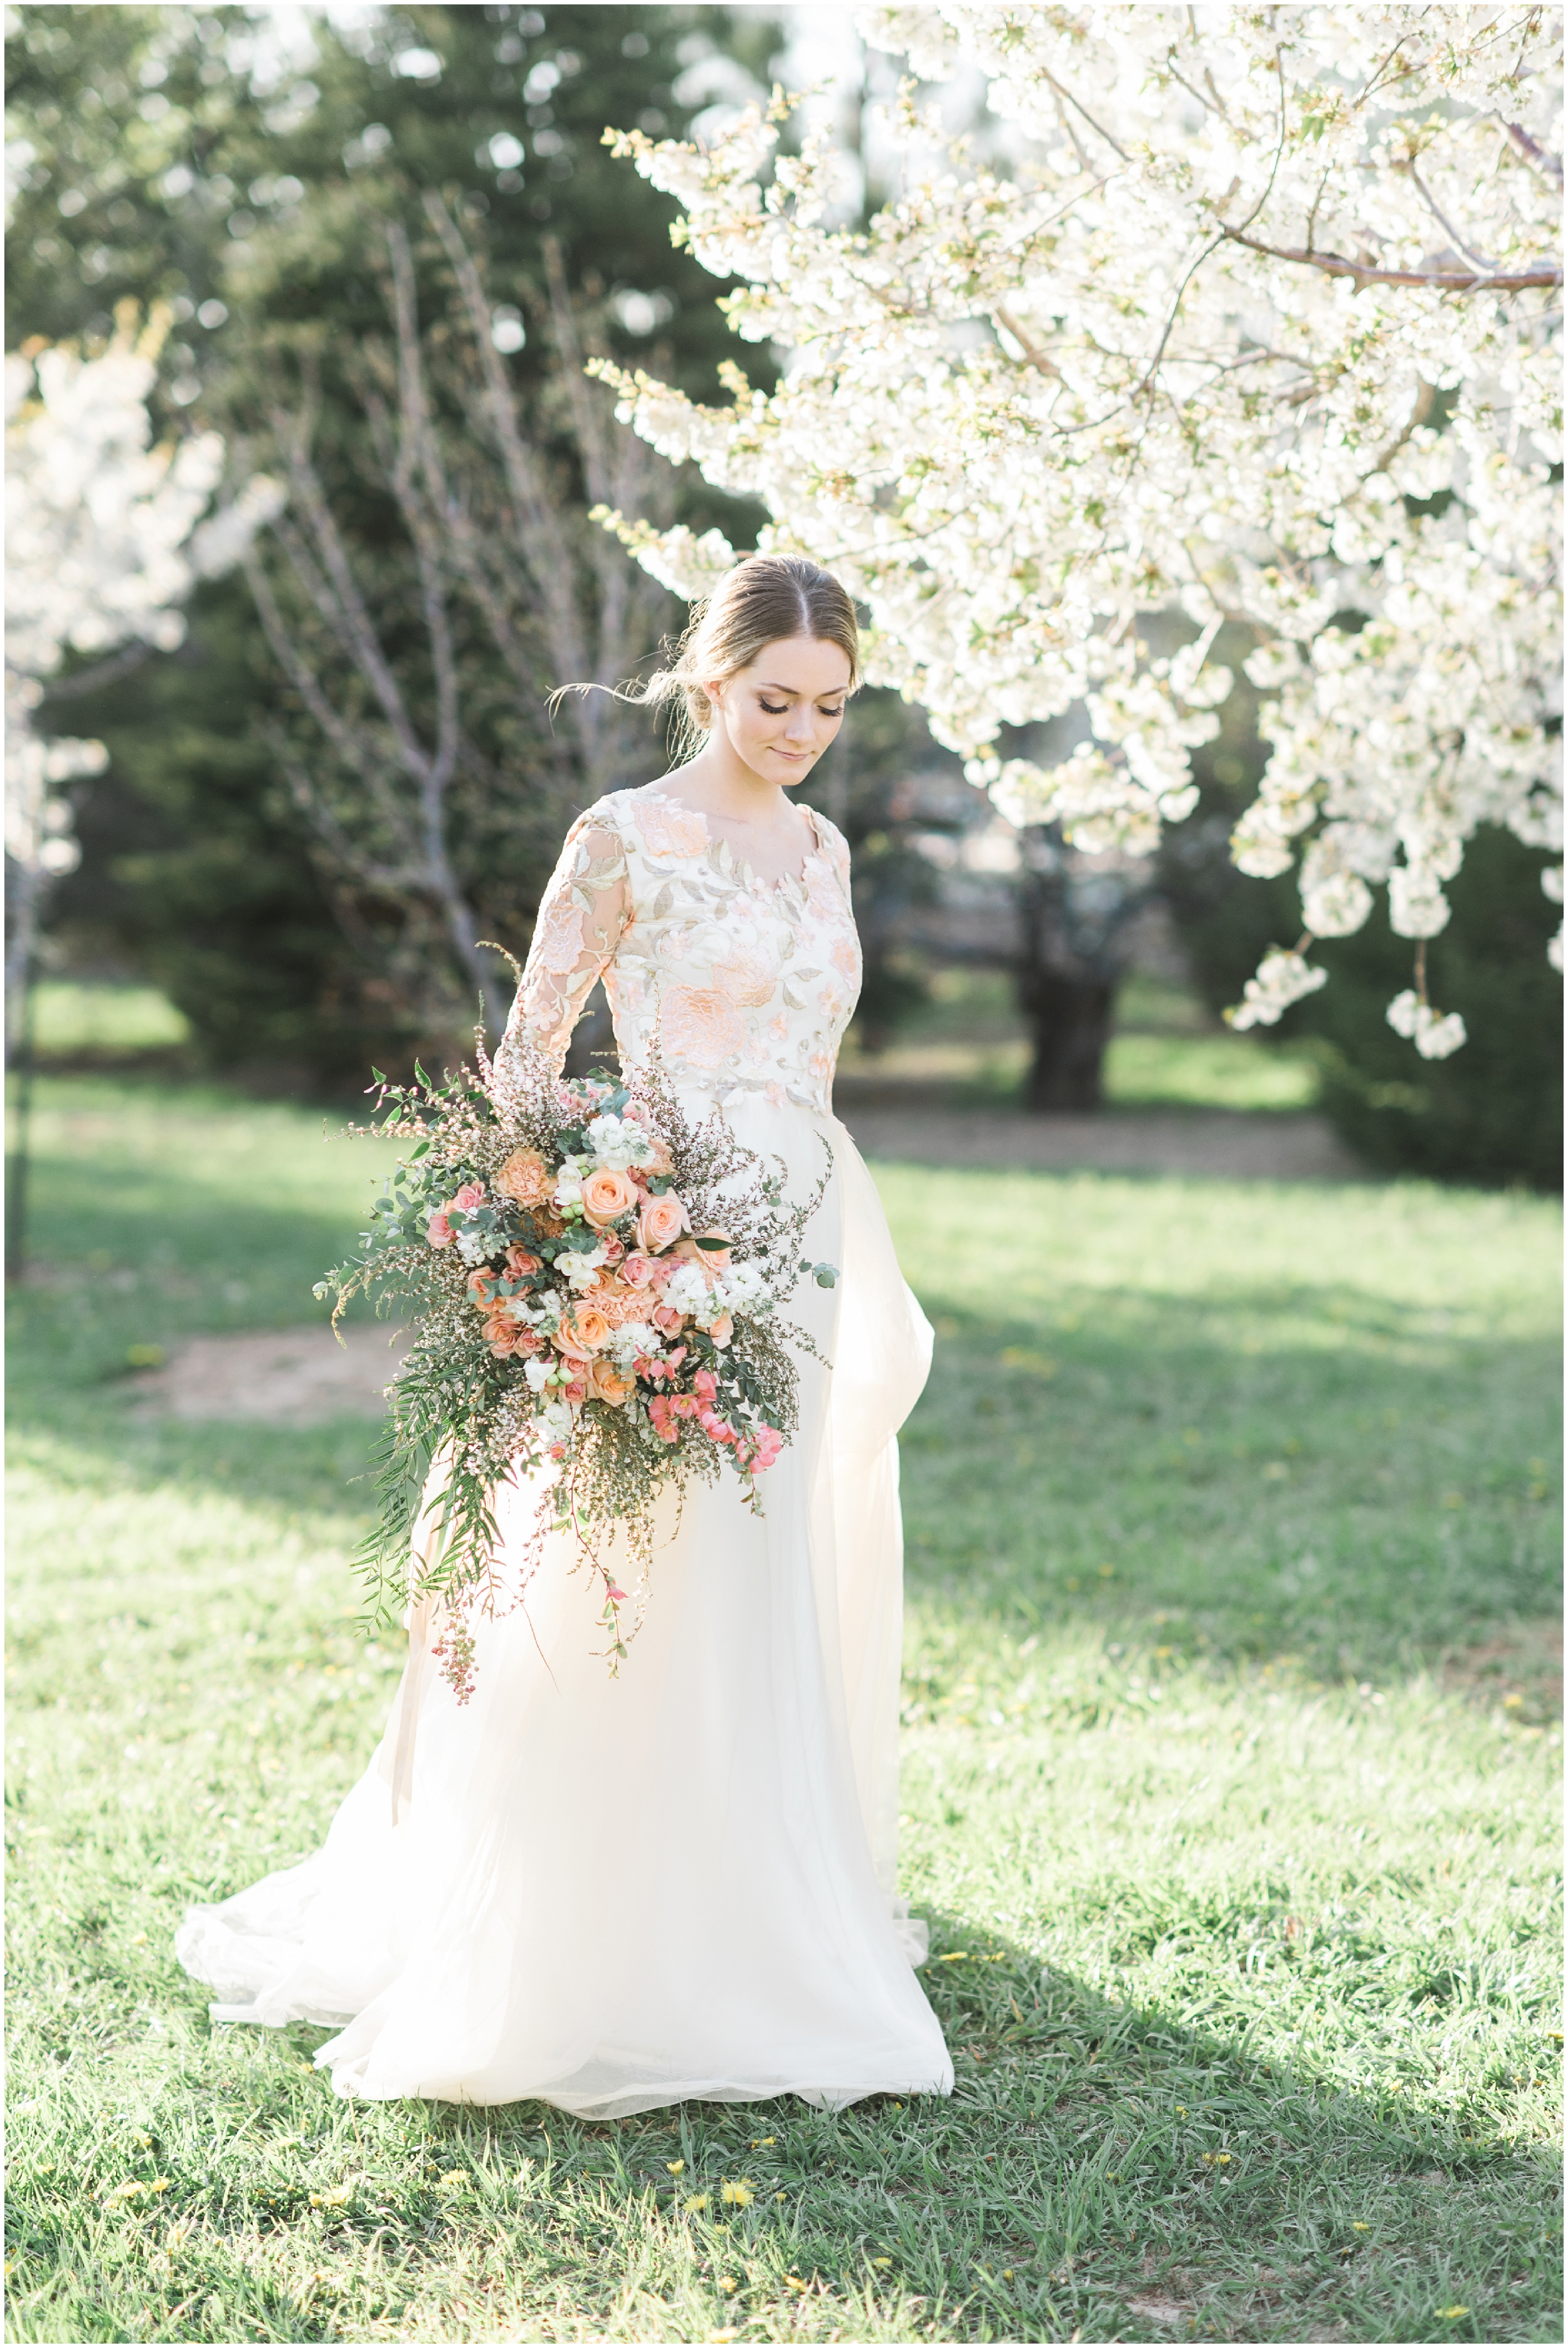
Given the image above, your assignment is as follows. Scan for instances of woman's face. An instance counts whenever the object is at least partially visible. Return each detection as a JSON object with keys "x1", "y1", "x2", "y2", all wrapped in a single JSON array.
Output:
[{"x1": 708, "y1": 634, "x2": 852, "y2": 785}]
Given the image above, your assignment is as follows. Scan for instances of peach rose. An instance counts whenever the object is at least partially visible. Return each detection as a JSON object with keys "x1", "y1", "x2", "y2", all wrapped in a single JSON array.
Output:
[
  {"x1": 495, "y1": 1148, "x2": 552, "y2": 1208},
  {"x1": 637, "y1": 1193, "x2": 687, "y2": 1254},
  {"x1": 706, "y1": 1310, "x2": 734, "y2": 1348},
  {"x1": 504, "y1": 1245, "x2": 542, "y2": 1278},
  {"x1": 620, "y1": 1253, "x2": 657, "y2": 1287},
  {"x1": 586, "y1": 1356, "x2": 635, "y2": 1407},
  {"x1": 452, "y1": 1182, "x2": 485, "y2": 1213},
  {"x1": 426, "y1": 1210, "x2": 454, "y2": 1247},
  {"x1": 559, "y1": 1303, "x2": 611, "y2": 1356},
  {"x1": 652, "y1": 1302, "x2": 686, "y2": 1334},
  {"x1": 580, "y1": 1167, "x2": 640, "y2": 1229}
]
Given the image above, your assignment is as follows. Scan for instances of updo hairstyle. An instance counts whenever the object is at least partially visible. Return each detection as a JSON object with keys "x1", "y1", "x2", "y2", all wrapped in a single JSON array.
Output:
[{"x1": 628, "y1": 553, "x2": 861, "y2": 762}]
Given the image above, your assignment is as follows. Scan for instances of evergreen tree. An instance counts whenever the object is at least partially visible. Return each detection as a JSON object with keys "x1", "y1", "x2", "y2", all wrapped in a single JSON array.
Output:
[{"x1": 9, "y1": 4, "x2": 779, "y2": 1078}]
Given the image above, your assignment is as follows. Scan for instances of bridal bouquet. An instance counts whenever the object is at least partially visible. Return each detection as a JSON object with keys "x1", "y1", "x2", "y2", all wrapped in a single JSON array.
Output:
[{"x1": 318, "y1": 1048, "x2": 836, "y2": 1695}]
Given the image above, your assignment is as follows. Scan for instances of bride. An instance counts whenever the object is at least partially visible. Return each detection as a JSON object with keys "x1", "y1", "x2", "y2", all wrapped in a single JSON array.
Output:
[{"x1": 177, "y1": 553, "x2": 955, "y2": 2117}]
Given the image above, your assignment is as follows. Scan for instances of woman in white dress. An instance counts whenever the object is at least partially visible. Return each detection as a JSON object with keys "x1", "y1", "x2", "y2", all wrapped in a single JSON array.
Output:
[{"x1": 177, "y1": 554, "x2": 954, "y2": 2117}]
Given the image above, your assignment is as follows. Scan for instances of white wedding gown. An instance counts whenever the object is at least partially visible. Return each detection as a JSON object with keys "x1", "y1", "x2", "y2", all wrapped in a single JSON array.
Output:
[{"x1": 176, "y1": 787, "x2": 954, "y2": 2115}]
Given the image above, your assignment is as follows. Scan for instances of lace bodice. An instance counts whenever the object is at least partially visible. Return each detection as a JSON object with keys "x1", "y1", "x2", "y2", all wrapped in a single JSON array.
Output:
[{"x1": 495, "y1": 787, "x2": 862, "y2": 1114}]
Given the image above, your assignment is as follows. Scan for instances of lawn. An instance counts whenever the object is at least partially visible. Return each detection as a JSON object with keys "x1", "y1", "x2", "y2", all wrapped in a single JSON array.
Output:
[{"x1": 6, "y1": 1074, "x2": 1562, "y2": 2344}]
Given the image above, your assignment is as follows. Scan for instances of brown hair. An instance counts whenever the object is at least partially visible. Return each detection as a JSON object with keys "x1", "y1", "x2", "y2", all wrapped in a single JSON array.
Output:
[{"x1": 625, "y1": 553, "x2": 860, "y2": 761}]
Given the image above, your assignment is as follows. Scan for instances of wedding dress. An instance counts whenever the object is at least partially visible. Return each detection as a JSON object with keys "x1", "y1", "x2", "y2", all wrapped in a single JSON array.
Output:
[{"x1": 176, "y1": 787, "x2": 954, "y2": 2115}]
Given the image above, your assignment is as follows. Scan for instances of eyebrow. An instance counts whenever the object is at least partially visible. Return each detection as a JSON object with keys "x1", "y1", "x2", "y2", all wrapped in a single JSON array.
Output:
[{"x1": 756, "y1": 681, "x2": 849, "y2": 696}]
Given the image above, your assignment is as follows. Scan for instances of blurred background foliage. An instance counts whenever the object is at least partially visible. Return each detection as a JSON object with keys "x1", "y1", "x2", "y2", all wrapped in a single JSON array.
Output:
[{"x1": 6, "y1": 3, "x2": 1560, "y2": 1183}]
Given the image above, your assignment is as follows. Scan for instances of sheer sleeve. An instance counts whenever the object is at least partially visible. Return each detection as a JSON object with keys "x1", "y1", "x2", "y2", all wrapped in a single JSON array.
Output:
[{"x1": 494, "y1": 812, "x2": 630, "y2": 1087}]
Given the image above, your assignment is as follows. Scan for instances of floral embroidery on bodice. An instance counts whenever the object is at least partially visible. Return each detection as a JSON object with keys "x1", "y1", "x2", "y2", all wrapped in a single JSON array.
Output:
[{"x1": 495, "y1": 787, "x2": 862, "y2": 1114}]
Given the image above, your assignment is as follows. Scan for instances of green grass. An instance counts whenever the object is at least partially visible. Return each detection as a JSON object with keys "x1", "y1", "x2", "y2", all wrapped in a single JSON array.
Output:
[
  {"x1": 841, "y1": 967, "x2": 1320, "y2": 1113},
  {"x1": 28, "y1": 982, "x2": 193, "y2": 1060},
  {"x1": 6, "y1": 1077, "x2": 1562, "y2": 2343}
]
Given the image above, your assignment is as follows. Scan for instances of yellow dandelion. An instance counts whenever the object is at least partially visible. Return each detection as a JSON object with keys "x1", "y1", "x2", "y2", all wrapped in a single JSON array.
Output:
[
  {"x1": 718, "y1": 2275, "x2": 737, "y2": 2293},
  {"x1": 707, "y1": 2332, "x2": 738, "y2": 2345},
  {"x1": 872, "y1": 2256, "x2": 891, "y2": 2267},
  {"x1": 750, "y1": 2137, "x2": 775, "y2": 2147},
  {"x1": 1437, "y1": 2309, "x2": 1470, "y2": 2322},
  {"x1": 434, "y1": 2170, "x2": 468, "y2": 2192},
  {"x1": 1352, "y1": 2221, "x2": 1370, "y2": 2232},
  {"x1": 683, "y1": 2192, "x2": 709, "y2": 2213},
  {"x1": 1003, "y1": 2269, "x2": 1014, "y2": 2281},
  {"x1": 784, "y1": 2274, "x2": 810, "y2": 2292},
  {"x1": 938, "y1": 1952, "x2": 969, "y2": 1963},
  {"x1": 309, "y1": 2186, "x2": 351, "y2": 2209},
  {"x1": 666, "y1": 2159, "x2": 686, "y2": 2175},
  {"x1": 719, "y1": 2179, "x2": 754, "y2": 2207}
]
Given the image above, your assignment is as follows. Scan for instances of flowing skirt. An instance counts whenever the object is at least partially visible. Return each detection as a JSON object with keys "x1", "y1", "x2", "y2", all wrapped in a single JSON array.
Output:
[{"x1": 176, "y1": 1103, "x2": 953, "y2": 2115}]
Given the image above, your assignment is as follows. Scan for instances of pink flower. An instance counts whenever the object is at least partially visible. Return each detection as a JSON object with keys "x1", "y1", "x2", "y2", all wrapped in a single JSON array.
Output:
[
  {"x1": 620, "y1": 1253, "x2": 657, "y2": 1287},
  {"x1": 452, "y1": 1182, "x2": 485, "y2": 1212},
  {"x1": 606, "y1": 1583, "x2": 628, "y2": 1603},
  {"x1": 647, "y1": 1393, "x2": 680, "y2": 1443},
  {"x1": 692, "y1": 1368, "x2": 718, "y2": 1405},
  {"x1": 739, "y1": 1425, "x2": 784, "y2": 1472},
  {"x1": 426, "y1": 1210, "x2": 455, "y2": 1247},
  {"x1": 652, "y1": 1303, "x2": 686, "y2": 1334}
]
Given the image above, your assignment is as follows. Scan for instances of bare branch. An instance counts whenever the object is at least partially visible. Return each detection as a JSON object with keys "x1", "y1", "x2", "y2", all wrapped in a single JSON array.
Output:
[{"x1": 1211, "y1": 221, "x2": 1561, "y2": 292}]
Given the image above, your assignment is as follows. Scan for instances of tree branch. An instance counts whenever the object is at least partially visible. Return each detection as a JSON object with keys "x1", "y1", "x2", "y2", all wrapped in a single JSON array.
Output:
[{"x1": 1211, "y1": 222, "x2": 1560, "y2": 292}]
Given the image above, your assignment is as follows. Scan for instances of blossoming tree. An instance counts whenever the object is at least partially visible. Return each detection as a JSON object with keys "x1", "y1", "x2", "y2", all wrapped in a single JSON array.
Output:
[
  {"x1": 595, "y1": 3, "x2": 1561, "y2": 1063},
  {"x1": 4, "y1": 301, "x2": 280, "y2": 1049}
]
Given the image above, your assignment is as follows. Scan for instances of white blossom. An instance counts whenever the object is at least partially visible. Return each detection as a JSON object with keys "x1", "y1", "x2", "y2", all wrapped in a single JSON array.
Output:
[
  {"x1": 596, "y1": 7, "x2": 1562, "y2": 1059},
  {"x1": 5, "y1": 304, "x2": 282, "y2": 1039},
  {"x1": 1386, "y1": 990, "x2": 1468, "y2": 1059},
  {"x1": 1225, "y1": 947, "x2": 1329, "y2": 1033}
]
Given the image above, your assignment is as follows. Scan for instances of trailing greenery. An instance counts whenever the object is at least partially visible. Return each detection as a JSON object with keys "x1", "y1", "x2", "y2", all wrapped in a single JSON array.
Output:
[{"x1": 6, "y1": 1076, "x2": 1562, "y2": 2343}]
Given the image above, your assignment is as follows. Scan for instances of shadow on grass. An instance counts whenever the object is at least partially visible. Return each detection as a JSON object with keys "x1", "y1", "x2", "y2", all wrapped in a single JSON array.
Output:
[
  {"x1": 148, "y1": 1911, "x2": 1555, "y2": 2347},
  {"x1": 8, "y1": 1275, "x2": 1560, "y2": 1691}
]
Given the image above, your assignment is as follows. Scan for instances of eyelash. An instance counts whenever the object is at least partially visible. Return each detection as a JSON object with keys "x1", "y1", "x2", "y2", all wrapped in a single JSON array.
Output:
[{"x1": 759, "y1": 698, "x2": 845, "y2": 718}]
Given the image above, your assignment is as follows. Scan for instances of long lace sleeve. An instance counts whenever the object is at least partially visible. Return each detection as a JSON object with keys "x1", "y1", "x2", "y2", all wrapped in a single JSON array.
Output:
[{"x1": 494, "y1": 812, "x2": 630, "y2": 1087}]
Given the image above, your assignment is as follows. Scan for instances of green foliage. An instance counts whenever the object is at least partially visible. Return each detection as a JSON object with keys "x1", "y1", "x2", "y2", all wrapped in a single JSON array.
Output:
[
  {"x1": 6, "y1": 1074, "x2": 1561, "y2": 2341},
  {"x1": 1160, "y1": 668, "x2": 1561, "y2": 1187},
  {"x1": 1305, "y1": 829, "x2": 1563, "y2": 1193},
  {"x1": 12, "y1": 4, "x2": 781, "y2": 1076}
]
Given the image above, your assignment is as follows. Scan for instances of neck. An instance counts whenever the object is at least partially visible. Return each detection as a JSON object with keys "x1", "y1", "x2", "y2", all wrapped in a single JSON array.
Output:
[{"x1": 670, "y1": 736, "x2": 795, "y2": 824}]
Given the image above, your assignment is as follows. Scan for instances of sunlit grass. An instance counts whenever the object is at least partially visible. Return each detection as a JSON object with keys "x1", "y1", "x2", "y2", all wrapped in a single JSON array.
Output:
[
  {"x1": 28, "y1": 981, "x2": 192, "y2": 1058},
  {"x1": 5, "y1": 1078, "x2": 1561, "y2": 2343}
]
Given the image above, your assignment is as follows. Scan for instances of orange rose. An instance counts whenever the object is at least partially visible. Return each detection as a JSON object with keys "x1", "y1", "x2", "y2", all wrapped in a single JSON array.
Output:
[
  {"x1": 586, "y1": 1356, "x2": 635, "y2": 1407},
  {"x1": 495, "y1": 1147, "x2": 552, "y2": 1208},
  {"x1": 558, "y1": 1303, "x2": 611, "y2": 1357},
  {"x1": 580, "y1": 1167, "x2": 640, "y2": 1229},
  {"x1": 637, "y1": 1193, "x2": 687, "y2": 1254}
]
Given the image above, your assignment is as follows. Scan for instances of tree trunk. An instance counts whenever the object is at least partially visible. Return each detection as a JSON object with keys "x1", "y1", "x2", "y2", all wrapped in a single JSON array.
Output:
[{"x1": 1019, "y1": 966, "x2": 1118, "y2": 1111}]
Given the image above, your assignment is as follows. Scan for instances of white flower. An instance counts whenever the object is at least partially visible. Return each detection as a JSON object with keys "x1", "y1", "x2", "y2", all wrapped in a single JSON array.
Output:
[
  {"x1": 593, "y1": 9, "x2": 1562, "y2": 1065},
  {"x1": 522, "y1": 1356, "x2": 552, "y2": 1393},
  {"x1": 1386, "y1": 991, "x2": 1468, "y2": 1059},
  {"x1": 662, "y1": 1262, "x2": 712, "y2": 1315},
  {"x1": 583, "y1": 1113, "x2": 648, "y2": 1171},
  {"x1": 563, "y1": 1245, "x2": 608, "y2": 1289},
  {"x1": 1226, "y1": 948, "x2": 1329, "y2": 1032}
]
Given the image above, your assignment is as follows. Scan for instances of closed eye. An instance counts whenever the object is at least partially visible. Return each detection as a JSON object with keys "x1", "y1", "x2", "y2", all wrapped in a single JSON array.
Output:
[{"x1": 758, "y1": 698, "x2": 847, "y2": 717}]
